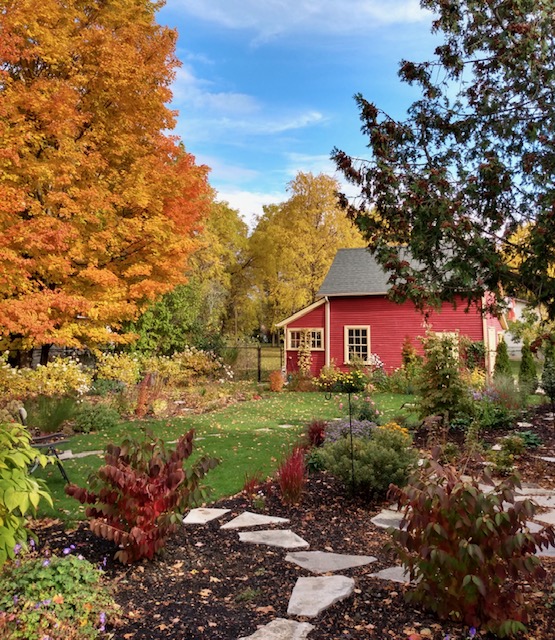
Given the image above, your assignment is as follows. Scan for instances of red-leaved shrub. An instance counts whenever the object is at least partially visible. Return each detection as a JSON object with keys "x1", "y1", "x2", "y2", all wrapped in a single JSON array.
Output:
[
  {"x1": 304, "y1": 419, "x2": 327, "y2": 448},
  {"x1": 389, "y1": 454, "x2": 555, "y2": 636},
  {"x1": 276, "y1": 447, "x2": 306, "y2": 505},
  {"x1": 65, "y1": 429, "x2": 218, "y2": 563}
]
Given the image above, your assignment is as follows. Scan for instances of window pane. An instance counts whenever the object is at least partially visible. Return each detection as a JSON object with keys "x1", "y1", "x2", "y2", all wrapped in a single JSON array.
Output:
[
  {"x1": 311, "y1": 331, "x2": 322, "y2": 349},
  {"x1": 347, "y1": 328, "x2": 368, "y2": 361}
]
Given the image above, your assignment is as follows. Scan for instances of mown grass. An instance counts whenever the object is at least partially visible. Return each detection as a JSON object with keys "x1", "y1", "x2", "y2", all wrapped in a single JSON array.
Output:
[{"x1": 33, "y1": 391, "x2": 412, "y2": 525}]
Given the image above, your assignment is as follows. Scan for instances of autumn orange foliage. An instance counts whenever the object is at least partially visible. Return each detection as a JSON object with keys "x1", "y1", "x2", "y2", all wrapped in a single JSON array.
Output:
[{"x1": 0, "y1": 0, "x2": 212, "y2": 352}]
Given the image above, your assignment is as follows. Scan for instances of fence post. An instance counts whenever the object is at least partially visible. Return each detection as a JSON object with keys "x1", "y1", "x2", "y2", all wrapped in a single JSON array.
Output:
[{"x1": 257, "y1": 345, "x2": 262, "y2": 382}]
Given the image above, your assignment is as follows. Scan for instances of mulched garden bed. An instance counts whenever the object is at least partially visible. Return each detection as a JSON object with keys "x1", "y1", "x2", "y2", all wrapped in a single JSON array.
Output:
[{"x1": 33, "y1": 403, "x2": 555, "y2": 640}]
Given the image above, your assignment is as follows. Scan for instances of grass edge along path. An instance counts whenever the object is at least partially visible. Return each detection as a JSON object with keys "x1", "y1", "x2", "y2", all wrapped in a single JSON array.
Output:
[{"x1": 33, "y1": 391, "x2": 411, "y2": 525}]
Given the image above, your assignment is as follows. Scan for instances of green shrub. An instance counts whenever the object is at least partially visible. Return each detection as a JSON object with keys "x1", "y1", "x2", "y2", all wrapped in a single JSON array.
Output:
[
  {"x1": 25, "y1": 395, "x2": 77, "y2": 434},
  {"x1": 73, "y1": 402, "x2": 121, "y2": 434},
  {"x1": 475, "y1": 399, "x2": 517, "y2": 431},
  {"x1": 65, "y1": 429, "x2": 218, "y2": 563},
  {"x1": 89, "y1": 379, "x2": 126, "y2": 397},
  {"x1": 517, "y1": 430, "x2": 542, "y2": 448},
  {"x1": 377, "y1": 366, "x2": 420, "y2": 394},
  {"x1": 0, "y1": 423, "x2": 52, "y2": 567},
  {"x1": 416, "y1": 332, "x2": 470, "y2": 422},
  {"x1": 518, "y1": 339, "x2": 538, "y2": 394},
  {"x1": 493, "y1": 338, "x2": 512, "y2": 379},
  {"x1": 319, "y1": 425, "x2": 417, "y2": 499},
  {"x1": 0, "y1": 547, "x2": 117, "y2": 639},
  {"x1": 389, "y1": 459, "x2": 555, "y2": 636},
  {"x1": 349, "y1": 393, "x2": 381, "y2": 422}
]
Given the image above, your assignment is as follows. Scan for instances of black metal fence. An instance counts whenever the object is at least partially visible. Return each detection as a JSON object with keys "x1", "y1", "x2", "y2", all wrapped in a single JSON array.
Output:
[{"x1": 222, "y1": 345, "x2": 283, "y2": 382}]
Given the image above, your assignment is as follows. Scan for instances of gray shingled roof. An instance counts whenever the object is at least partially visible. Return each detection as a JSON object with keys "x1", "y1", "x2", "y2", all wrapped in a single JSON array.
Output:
[{"x1": 317, "y1": 248, "x2": 392, "y2": 297}]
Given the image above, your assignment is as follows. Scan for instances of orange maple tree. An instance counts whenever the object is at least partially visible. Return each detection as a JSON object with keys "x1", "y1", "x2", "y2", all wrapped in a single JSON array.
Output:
[{"x1": 0, "y1": 0, "x2": 212, "y2": 355}]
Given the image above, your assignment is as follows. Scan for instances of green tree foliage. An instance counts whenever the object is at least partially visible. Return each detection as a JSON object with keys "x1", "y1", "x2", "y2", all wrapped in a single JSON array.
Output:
[
  {"x1": 248, "y1": 172, "x2": 365, "y2": 332},
  {"x1": 0, "y1": 423, "x2": 52, "y2": 567},
  {"x1": 541, "y1": 339, "x2": 555, "y2": 408},
  {"x1": 493, "y1": 338, "x2": 512, "y2": 380},
  {"x1": 127, "y1": 201, "x2": 250, "y2": 353},
  {"x1": 519, "y1": 338, "x2": 538, "y2": 393},
  {"x1": 333, "y1": 1, "x2": 555, "y2": 320},
  {"x1": 416, "y1": 332, "x2": 468, "y2": 422}
]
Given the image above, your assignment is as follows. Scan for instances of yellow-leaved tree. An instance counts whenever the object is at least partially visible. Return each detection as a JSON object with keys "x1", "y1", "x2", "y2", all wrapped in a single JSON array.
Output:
[{"x1": 248, "y1": 172, "x2": 366, "y2": 334}]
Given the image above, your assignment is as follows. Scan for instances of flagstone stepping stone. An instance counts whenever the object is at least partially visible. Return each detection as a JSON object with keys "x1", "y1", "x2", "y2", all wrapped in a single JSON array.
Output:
[
  {"x1": 369, "y1": 565, "x2": 411, "y2": 583},
  {"x1": 536, "y1": 456, "x2": 555, "y2": 464},
  {"x1": 238, "y1": 618, "x2": 314, "y2": 640},
  {"x1": 221, "y1": 511, "x2": 289, "y2": 529},
  {"x1": 370, "y1": 508, "x2": 403, "y2": 530},
  {"x1": 533, "y1": 510, "x2": 555, "y2": 526},
  {"x1": 183, "y1": 508, "x2": 231, "y2": 524},
  {"x1": 239, "y1": 529, "x2": 309, "y2": 549},
  {"x1": 287, "y1": 575, "x2": 355, "y2": 617},
  {"x1": 528, "y1": 494, "x2": 555, "y2": 508},
  {"x1": 517, "y1": 422, "x2": 534, "y2": 428},
  {"x1": 285, "y1": 550, "x2": 377, "y2": 574}
]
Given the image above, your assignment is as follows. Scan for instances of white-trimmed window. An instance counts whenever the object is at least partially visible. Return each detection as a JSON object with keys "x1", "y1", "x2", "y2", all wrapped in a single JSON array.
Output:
[
  {"x1": 288, "y1": 329, "x2": 324, "y2": 350},
  {"x1": 344, "y1": 326, "x2": 370, "y2": 363}
]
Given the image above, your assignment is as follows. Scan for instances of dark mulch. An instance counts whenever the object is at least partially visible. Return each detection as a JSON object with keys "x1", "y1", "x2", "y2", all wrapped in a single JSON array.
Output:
[{"x1": 33, "y1": 404, "x2": 555, "y2": 640}]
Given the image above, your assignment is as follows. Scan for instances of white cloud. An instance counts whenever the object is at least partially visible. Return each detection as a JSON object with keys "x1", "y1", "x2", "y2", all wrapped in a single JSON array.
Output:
[
  {"x1": 172, "y1": 65, "x2": 260, "y2": 115},
  {"x1": 169, "y1": 0, "x2": 429, "y2": 41},
  {"x1": 215, "y1": 189, "x2": 285, "y2": 229}
]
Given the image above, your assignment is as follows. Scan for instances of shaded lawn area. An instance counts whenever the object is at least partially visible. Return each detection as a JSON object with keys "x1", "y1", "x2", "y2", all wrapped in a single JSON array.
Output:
[{"x1": 33, "y1": 391, "x2": 412, "y2": 524}]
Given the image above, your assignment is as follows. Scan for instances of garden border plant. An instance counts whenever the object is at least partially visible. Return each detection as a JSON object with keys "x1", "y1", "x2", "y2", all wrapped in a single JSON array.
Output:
[
  {"x1": 65, "y1": 429, "x2": 219, "y2": 563},
  {"x1": 388, "y1": 454, "x2": 555, "y2": 637}
]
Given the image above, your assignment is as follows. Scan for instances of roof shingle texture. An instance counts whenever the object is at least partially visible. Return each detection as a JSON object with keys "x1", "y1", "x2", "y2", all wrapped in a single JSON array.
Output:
[{"x1": 317, "y1": 248, "x2": 391, "y2": 297}]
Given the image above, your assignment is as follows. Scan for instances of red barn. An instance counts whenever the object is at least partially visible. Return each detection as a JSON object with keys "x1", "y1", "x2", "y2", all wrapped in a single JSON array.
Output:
[{"x1": 276, "y1": 248, "x2": 507, "y2": 378}]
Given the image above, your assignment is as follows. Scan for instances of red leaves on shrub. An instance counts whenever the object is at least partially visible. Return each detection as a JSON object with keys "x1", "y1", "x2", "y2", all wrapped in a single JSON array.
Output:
[
  {"x1": 388, "y1": 453, "x2": 555, "y2": 635},
  {"x1": 65, "y1": 429, "x2": 218, "y2": 563},
  {"x1": 276, "y1": 447, "x2": 307, "y2": 505},
  {"x1": 304, "y1": 420, "x2": 327, "y2": 448}
]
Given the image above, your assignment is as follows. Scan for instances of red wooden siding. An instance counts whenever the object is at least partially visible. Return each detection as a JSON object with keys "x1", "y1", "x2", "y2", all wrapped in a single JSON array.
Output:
[
  {"x1": 284, "y1": 304, "x2": 326, "y2": 375},
  {"x1": 329, "y1": 296, "x2": 485, "y2": 372},
  {"x1": 282, "y1": 295, "x2": 493, "y2": 376}
]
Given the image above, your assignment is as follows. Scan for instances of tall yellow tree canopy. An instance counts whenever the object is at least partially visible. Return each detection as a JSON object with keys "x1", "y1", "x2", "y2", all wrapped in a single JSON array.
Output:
[
  {"x1": 248, "y1": 172, "x2": 366, "y2": 331},
  {"x1": 0, "y1": 0, "x2": 212, "y2": 352}
]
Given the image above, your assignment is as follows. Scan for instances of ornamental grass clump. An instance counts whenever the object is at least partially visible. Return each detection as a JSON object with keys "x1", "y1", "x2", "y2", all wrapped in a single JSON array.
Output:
[
  {"x1": 276, "y1": 446, "x2": 307, "y2": 505},
  {"x1": 388, "y1": 456, "x2": 555, "y2": 637},
  {"x1": 65, "y1": 429, "x2": 218, "y2": 563}
]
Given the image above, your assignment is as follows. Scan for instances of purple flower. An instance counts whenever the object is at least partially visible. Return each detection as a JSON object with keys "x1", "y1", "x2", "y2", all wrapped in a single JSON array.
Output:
[
  {"x1": 42, "y1": 559, "x2": 50, "y2": 567},
  {"x1": 99, "y1": 611, "x2": 106, "y2": 631},
  {"x1": 29, "y1": 539, "x2": 35, "y2": 548},
  {"x1": 469, "y1": 628, "x2": 477, "y2": 639},
  {"x1": 13, "y1": 595, "x2": 18, "y2": 605},
  {"x1": 62, "y1": 544, "x2": 76, "y2": 555},
  {"x1": 13, "y1": 543, "x2": 21, "y2": 555}
]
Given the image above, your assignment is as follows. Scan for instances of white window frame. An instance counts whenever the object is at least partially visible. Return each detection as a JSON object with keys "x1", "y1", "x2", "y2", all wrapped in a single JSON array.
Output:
[
  {"x1": 344, "y1": 325, "x2": 371, "y2": 364},
  {"x1": 287, "y1": 328, "x2": 324, "y2": 351}
]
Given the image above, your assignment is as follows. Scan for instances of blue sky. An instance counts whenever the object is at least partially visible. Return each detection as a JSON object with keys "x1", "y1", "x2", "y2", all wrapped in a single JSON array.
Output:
[{"x1": 158, "y1": 1, "x2": 437, "y2": 228}]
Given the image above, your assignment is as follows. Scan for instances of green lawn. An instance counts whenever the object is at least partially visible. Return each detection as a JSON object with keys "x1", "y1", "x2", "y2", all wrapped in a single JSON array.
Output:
[{"x1": 33, "y1": 391, "x2": 412, "y2": 524}]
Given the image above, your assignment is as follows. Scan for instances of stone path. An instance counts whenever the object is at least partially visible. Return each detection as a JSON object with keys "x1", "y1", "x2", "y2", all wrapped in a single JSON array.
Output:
[{"x1": 183, "y1": 472, "x2": 555, "y2": 640}]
